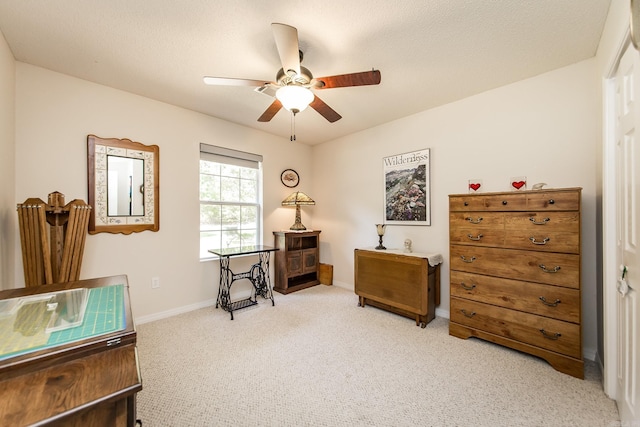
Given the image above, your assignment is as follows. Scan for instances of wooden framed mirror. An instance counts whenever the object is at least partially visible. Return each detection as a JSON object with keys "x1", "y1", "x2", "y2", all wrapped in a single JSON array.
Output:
[{"x1": 87, "y1": 134, "x2": 159, "y2": 234}]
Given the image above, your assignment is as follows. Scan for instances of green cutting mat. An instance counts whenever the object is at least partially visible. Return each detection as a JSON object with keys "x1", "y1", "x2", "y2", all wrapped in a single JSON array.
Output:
[{"x1": 0, "y1": 284, "x2": 125, "y2": 360}]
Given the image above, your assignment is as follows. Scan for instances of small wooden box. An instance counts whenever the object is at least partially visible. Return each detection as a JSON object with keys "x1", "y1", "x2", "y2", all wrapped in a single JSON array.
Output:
[{"x1": 319, "y1": 263, "x2": 333, "y2": 285}]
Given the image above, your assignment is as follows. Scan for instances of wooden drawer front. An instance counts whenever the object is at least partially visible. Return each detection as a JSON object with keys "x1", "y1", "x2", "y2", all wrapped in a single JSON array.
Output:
[
  {"x1": 449, "y1": 195, "x2": 488, "y2": 211},
  {"x1": 450, "y1": 271, "x2": 580, "y2": 323},
  {"x1": 450, "y1": 245, "x2": 580, "y2": 288},
  {"x1": 450, "y1": 227, "x2": 505, "y2": 247},
  {"x1": 450, "y1": 297, "x2": 581, "y2": 358},
  {"x1": 482, "y1": 194, "x2": 527, "y2": 211},
  {"x1": 505, "y1": 211, "x2": 579, "y2": 232},
  {"x1": 449, "y1": 212, "x2": 503, "y2": 228},
  {"x1": 526, "y1": 191, "x2": 580, "y2": 211},
  {"x1": 449, "y1": 195, "x2": 527, "y2": 211},
  {"x1": 504, "y1": 230, "x2": 580, "y2": 253}
]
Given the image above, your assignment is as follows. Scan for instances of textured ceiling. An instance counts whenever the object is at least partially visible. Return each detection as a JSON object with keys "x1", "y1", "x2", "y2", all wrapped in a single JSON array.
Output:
[{"x1": 0, "y1": 0, "x2": 612, "y2": 145}]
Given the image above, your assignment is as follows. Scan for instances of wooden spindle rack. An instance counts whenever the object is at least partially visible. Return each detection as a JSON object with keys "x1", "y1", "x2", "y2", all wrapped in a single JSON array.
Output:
[{"x1": 17, "y1": 191, "x2": 91, "y2": 287}]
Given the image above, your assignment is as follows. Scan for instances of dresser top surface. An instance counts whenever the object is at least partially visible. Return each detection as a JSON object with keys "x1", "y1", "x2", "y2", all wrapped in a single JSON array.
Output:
[{"x1": 449, "y1": 187, "x2": 582, "y2": 198}]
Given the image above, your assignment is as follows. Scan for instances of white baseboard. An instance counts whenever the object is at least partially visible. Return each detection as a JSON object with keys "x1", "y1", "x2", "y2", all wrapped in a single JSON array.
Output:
[
  {"x1": 331, "y1": 280, "x2": 352, "y2": 291},
  {"x1": 135, "y1": 298, "x2": 216, "y2": 325},
  {"x1": 435, "y1": 307, "x2": 450, "y2": 319},
  {"x1": 583, "y1": 347, "x2": 597, "y2": 362}
]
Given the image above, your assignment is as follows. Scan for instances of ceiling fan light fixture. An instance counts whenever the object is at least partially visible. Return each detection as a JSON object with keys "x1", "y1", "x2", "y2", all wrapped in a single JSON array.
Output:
[{"x1": 276, "y1": 85, "x2": 314, "y2": 113}]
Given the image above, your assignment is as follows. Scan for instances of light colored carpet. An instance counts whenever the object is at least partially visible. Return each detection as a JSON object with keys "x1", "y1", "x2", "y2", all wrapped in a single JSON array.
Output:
[{"x1": 136, "y1": 285, "x2": 619, "y2": 426}]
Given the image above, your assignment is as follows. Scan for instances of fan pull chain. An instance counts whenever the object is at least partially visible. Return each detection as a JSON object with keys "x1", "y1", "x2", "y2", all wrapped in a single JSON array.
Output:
[{"x1": 290, "y1": 111, "x2": 297, "y2": 141}]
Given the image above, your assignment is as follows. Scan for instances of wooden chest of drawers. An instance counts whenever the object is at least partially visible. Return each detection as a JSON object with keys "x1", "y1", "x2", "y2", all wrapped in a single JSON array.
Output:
[{"x1": 448, "y1": 187, "x2": 583, "y2": 378}]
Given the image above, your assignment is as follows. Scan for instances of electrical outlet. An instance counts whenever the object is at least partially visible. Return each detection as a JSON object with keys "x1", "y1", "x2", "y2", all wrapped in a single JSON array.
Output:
[{"x1": 151, "y1": 277, "x2": 160, "y2": 289}]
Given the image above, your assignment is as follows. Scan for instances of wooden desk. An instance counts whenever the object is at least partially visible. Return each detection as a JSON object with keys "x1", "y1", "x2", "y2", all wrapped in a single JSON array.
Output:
[
  {"x1": 354, "y1": 249, "x2": 443, "y2": 328},
  {"x1": 0, "y1": 275, "x2": 141, "y2": 426}
]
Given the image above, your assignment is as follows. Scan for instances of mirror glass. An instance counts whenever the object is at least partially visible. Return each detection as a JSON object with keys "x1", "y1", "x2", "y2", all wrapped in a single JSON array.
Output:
[
  {"x1": 107, "y1": 156, "x2": 145, "y2": 216},
  {"x1": 87, "y1": 135, "x2": 159, "y2": 234}
]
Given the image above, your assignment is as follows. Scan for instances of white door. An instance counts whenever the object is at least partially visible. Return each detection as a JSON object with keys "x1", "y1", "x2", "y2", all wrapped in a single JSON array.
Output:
[{"x1": 614, "y1": 41, "x2": 640, "y2": 423}]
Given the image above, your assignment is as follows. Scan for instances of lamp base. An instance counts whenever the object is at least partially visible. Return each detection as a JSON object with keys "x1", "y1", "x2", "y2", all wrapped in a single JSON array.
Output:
[
  {"x1": 375, "y1": 235, "x2": 386, "y2": 250},
  {"x1": 289, "y1": 204, "x2": 307, "y2": 230}
]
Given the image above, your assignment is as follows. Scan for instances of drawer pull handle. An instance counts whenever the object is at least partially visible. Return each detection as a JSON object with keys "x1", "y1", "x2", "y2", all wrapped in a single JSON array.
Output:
[
  {"x1": 467, "y1": 234, "x2": 484, "y2": 241},
  {"x1": 539, "y1": 296, "x2": 561, "y2": 307},
  {"x1": 548, "y1": 199, "x2": 555, "y2": 205},
  {"x1": 464, "y1": 201, "x2": 469, "y2": 206},
  {"x1": 502, "y1": 200, "x2": 508, "y2": 205},
  {"x1": 465, "y1": 217, "x2": 483, "y2": 224},
  {"x1": 106, "y1": 337, "x2": 122, "y2": 347},
  {"x1": 461, "y1": 256, "x2": 476, "y2": 263},
  {"x1": 529, "y1": 217, "x2": 550, "y2": 225},
  {"x1": 460, "y1": 282, "x2": 476, "y2": 291},
  {"x1": 539, "y1": 264, "x2": 561, "y2": 273},
  {"x1": 539, "y1": 329, "x2": 561, "y2": 340},
  {"x1": 461, "y1": 309, "x2": 476, "y2": 318},
  {"x1": 529, "y1": 237, "x2": 550, "y2": 245}
]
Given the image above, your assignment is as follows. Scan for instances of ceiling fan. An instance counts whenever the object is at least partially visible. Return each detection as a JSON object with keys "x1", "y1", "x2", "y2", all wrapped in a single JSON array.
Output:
[{"x1": 203, "y1": 23, "x2": 381, "y2": 124}]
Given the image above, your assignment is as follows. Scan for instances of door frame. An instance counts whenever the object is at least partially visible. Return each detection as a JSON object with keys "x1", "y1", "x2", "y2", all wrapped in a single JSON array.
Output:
[{"x1": 602, "y1": 27, "x2": 632, "y2": 399}]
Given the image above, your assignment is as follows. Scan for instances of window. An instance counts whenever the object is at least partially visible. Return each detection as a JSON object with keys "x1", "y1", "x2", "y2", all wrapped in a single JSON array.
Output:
[{"x1": 199, "y1": 144, "x2": 263, "y2": 258}]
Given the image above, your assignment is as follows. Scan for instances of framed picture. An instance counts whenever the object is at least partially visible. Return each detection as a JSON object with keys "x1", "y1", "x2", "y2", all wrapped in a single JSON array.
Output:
[{"x1": 383, "y1": 149, "x2": 431, "y2": 225}]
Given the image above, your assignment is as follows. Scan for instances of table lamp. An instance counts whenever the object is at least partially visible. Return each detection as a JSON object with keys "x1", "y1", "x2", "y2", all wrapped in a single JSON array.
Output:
[
  {"x1": 282, "y1": 191, "x2": 315, "y2": 230},
  {"x1": 375, "y1": 224, "x2": 386, "y2": 250}
]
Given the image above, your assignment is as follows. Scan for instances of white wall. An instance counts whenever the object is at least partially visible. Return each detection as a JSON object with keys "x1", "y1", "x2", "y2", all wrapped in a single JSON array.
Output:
[
  {"x1": 14, "y1": 63, "x2": 312, "y2": 319},
  {"x1": 0, "y1": 29, "x2": 15, "y2": 290},
  {"x1": 311, "y1": 59, "x2": 600, "y2": 359}
]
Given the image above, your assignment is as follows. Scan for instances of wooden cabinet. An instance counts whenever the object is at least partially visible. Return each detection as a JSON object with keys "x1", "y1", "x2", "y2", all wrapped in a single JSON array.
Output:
[
  {"x1": 273, "y1": 230, "x2": 321, "y2": 294},
  {"x1": 354, "y1": 249, "x2": 442, "y2": 328},
  {"x1": 0, "y1": 275, "x2": 141, "y2": 426},
  {"x1": 448, "y1": 188, "x2": 583, "y2": 378}
]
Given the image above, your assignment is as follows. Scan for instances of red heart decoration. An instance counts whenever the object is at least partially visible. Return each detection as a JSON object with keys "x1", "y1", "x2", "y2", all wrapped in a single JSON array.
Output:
[
  {"x1": 512, "y1": 181, "x2": 525, "y2": 190},
  {"x1": 469, "y1": 183, "x2": 481, "y2": 191}
]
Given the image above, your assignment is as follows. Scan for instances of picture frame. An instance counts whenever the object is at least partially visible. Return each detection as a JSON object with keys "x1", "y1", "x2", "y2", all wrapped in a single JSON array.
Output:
[
  {"x1": 280, "y1": 169, "x2": 299, "y2": 187},
  {"x1": 383, "y1": 149, "x2": 431, "y2": 225}
]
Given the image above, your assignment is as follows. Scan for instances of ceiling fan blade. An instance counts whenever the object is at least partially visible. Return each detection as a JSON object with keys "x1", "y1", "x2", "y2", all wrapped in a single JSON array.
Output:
[
  {"x1": 257, "y1": 99, "x2": 283, "y2": 122},
  {"x1": 271, "y1": 23, "x2": 301, "y2": 76},
  {"x1": 312, "y1": 70, "x2": 381, "y2": 89},
  {"x1": 254, "y1": 83, "x2": 279, "y2": 98},
  {"x1": 310, "y1": 95, "x2": 342, "y2": 123},
  {"x1": 203, "y1": 77, "x2": 271, "y2": 86}
]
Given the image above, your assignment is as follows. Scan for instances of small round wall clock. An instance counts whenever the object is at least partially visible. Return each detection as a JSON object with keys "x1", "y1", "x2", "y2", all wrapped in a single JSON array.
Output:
[{"x1": 281, "y1": 169, "x2": 299, "y2": 187}]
